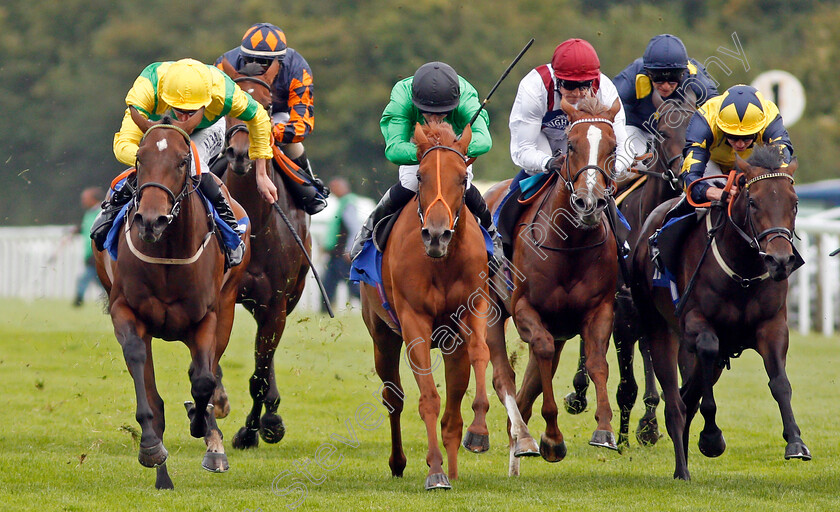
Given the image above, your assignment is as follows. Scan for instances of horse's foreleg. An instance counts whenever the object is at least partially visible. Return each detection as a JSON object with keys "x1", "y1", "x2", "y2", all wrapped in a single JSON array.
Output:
[
  {"x1": 186, "y1": 312, "x2": 218, "y2": 439},
  {"x1": 440, "y1": 349, "x2": 469, "y2": 481},
  {"x1": 371, "y1": 326, "x2": 407, "y2": 477},
  {"x1": 401, "y1": 312, "x2": 447, "y2": 490},
  {"x1": 636, "y1": 336, "x2": 663, "y2": 446},
  {"x1": 462, "y1": 309, "x2": 490, "y2": 455},
  {"x1": 565, "y1": 339, "x2": 590, "y2": 415},
  {"x1": 486, "y1": 317, "x2": 538, "y2": 471},
  {"x1": 111, "y1": 301, "x2": 169, "y2": 473},
  {"x1": 141, "y1": 336, "x2": 174, "y2": 489},
  {"x1": 613, "y1": 290, "x2": 639, "y2": 447},
  {"x1": 514, "y1": 300, "x2": 565, "y2": 463},
  {"x1": 582, "y1": 300, "x2": 618, "y2": 451},
  {"x1": 686, "y1": 315, "x2": 726, "y2": 459},
  {"x1": 756, "y1": 319, "x2": 811, "y2": 461},
  {"x1": 210, "y1": 286, "x2": 238, "y2": 420}
]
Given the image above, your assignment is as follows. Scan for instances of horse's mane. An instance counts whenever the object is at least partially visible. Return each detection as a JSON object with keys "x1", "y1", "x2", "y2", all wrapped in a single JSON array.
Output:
[
  {"x1": 747, "y1": 145, "x2": 784, "y2": 170},
  {"x1": 419, "y1": 121, "x2": 458, "y2": 147},
  {"x1": 575, "y1": 97, "x2": 610, "y2": 116}
]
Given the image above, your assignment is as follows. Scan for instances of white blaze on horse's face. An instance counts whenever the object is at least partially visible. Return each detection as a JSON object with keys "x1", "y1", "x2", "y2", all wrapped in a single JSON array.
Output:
[
  {"x1": 585, "y1": 125, "x2": 602, "y2": 192},
  {"x1": 156, "y1": 139, "x2": 168, "y2": 152}
]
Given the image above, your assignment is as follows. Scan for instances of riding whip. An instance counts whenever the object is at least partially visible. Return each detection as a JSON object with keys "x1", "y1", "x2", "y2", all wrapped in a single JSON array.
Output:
[
  {"x1": 271, "y1": 201, "x2": 335, "y2": 318},
  {"x1": 468, "y1": 38, "x2": 535, "y2": 127}
]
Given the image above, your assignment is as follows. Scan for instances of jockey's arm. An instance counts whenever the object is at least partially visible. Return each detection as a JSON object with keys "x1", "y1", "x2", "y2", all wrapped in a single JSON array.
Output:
[
  {"x1": 509, "y1": 71, "x2": 554, "y2": 174},
  {"x1": 680, "y1": 113, "x2": 715, "y2": 203},
  {"x1": 453, "y1": 77, "x2": 492, "y2": 159},
  {"x1": 272, "y1": 61, "x2": 314, "y2": 145},
  {"x1": 381, "y1": 81, "x2": 420, "y2": 165},
  {"x1": 114, "y1": 71, "x2": 159, "y2": 166},
  {"x1": 229, "y1": 86, "x2": 273, "y2": 161}
]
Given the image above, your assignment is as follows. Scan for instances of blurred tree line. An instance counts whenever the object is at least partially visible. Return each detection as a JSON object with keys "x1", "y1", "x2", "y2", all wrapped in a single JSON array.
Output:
[{"x1": 1, "y1": 0, "x2": 838, "y2": 225}]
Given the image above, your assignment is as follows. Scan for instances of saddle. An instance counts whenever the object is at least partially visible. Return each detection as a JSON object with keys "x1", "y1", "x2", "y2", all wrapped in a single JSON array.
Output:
[
  {"x1": 494, "y1": 172, "x2": 558, "y2": 260},
  {"x1": 649, "y1": 196, "x2": 707, "y2": 278}
]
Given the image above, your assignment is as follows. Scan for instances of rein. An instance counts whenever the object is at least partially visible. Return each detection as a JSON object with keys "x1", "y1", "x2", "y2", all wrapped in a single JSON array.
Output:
[{"x1": 417, "y1": 145, "x2": 467, "y2": 230}]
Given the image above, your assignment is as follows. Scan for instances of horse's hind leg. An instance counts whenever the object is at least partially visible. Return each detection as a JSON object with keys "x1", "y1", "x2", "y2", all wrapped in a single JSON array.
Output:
[
  {"x1": 211, "y1": 365, "x2": 230, "y2": 419},
  {"x1": 440, "y1": 349, "x2": 470, "y2": 481},
  {"x1": 613, "y1": 290, "x2": 638, "y2": 448},
  {"x1": 143, "y1": 334, "x2": 174, "y2": 489},
  {"x1": 636, "y1": 336, "x2": 663, "y2": 446},
  {"x1": 689, "y1": 326, "x2": 726, "y2": 459},
  {"x1": 564, "y1": 339, "x2": 590, "y2": 415},
  {"x1": 111, "y1": 302, "x2": 171, "y2": 487},
  {"x1": 582, "y1": 301, "x2": 618, "y2": 451},
  {"x1": 370, "y1": 314, "x2": 407, "y2": 477},
  {"x1": 185, "y1": 401, "x2": 230, "y2": 472},
  {"x1": 756, "y1": 321, "x2": 811, "y2": 460},
  {"x1": 186, "y1": 314, "x2": 219, "y2": 440},
  {"x1": 486, "y1": 317, "x2": 538, "y2": 468}
]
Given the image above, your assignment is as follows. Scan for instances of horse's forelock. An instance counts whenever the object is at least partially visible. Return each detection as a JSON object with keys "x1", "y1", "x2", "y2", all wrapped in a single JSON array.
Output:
[
  {"x1": 420, "y1": 122, "x2": 457, "y2": 148},
  {"x1": 160, "y1": 114, "x2": 174, "y2": 125},
  {"x1": 575, "y1": 97, "x2": 609, "y2": 116},
  {"x1": 747, "y1": 145, "x2": 784, "y2": 170}
]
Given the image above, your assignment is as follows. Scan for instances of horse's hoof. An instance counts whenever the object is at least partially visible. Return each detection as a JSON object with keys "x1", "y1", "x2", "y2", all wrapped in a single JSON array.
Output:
[
  {"x1": 590, "y1": 430, "x2": 619, "y2": 451},
  {"x1": 155, "y1": 464, "x2": 174, "y2": 490},
  {"x1": 213, "y1": 396, "x2": 231, "y2": 419},
  {"x1": 232, "y1": 427, "x2": 259, "y2": 450},
  {"x1": 674, "y1": 468, "x2": 691, "y2": 481},
  {"x1": 202, "y1": 452, "x2": 230, "y2": 473},
  {"x1": 259, "y1": 414, "x2": 286, "y2": 444},
  {"x1": 514, "y1": 436, "x2": 540, "y2": 458},
  {"x1": 698, "y1": 429, "x2": 726, "y2": 458},
  {"x1": 617, "y1": 432, "x2": 630, "y2": 451},
  {"x1": 462, "y1": 431, "x2": 490, "y2": 453},
  {"x1": 539, "y1": 433, "x2": 567, "y2": 462},
  {"x1": 424, "y1": 472, "x2": 451, "y2": 491},
  {"x1": 635, "y1": 417, "x2": 663, "y2": 446},
  {"x1": 138, "y1": 441, "x2": 168, "y2": 468},
  {"x1": 785, "y1": 441, "x2": 812, "y2": 461},
  {"x1": 563, "y1": 392, "x2": 587, "y2": 415}
]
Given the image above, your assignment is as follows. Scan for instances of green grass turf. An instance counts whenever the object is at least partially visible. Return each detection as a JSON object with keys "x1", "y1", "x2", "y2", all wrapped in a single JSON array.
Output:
[{"x1": 0, "y1": 297, "x2": 838, "y2": 511}]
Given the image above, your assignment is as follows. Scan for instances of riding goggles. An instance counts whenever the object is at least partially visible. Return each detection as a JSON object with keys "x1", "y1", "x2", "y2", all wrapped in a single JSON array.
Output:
[
  {"x1": 647, "y1": 68, "x2": 685, "y2": 84},
  {"x1": 557, "y1": 79, "x2": 594, "y2": 91}
]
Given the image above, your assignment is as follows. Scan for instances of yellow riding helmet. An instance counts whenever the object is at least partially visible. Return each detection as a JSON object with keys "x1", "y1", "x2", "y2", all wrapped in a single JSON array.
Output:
[
  {"x1": 716, "y1": 85, "x2": 768, "y2": 136},
  {"x1": 159, "y1": 59, "x2": 213, "y2": 110}
]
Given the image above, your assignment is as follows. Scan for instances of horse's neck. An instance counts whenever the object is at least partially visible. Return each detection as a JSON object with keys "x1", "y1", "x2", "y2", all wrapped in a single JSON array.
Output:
[
  {"x1": 641, "y1": 175, "x2": 677, "y2": 218},
  {"x1": 713, "y1": 203, "x2": 764, "y2": 275}
]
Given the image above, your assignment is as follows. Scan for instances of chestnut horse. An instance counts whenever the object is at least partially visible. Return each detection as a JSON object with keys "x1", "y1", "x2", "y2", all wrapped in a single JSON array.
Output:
[
  {"x1": 484, "y1": 97, "x2": 621, "y2": 475},
  {"x1": 361, "y1": 122, "x2": 491, "y2": 490},
  {"x1": 565, "y1": 90, "x2": 694, "y2": 447},
  {"x1": 94, "y1": 108, "x2": 250, "y2": 489},
  {"x1": 211, "y1": 58, "x2": 311, "y2": 449},
  {"x1": 631, "y1": 146, "x2": 810, "y2": 480}
]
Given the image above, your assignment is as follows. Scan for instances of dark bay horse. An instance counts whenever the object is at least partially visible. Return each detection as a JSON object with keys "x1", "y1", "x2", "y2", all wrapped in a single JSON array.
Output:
[
  {"x1": 212, "y1": 58, "x2": 311, "y2": 449},
  {"x1": 361, "y1": 122, "x2": 491, "y2": 490},
  {"x1": 94, "y1": 108, "x2": 250, "y2": 489},
  {"x1": 631, "y1": 146, "x2": 810, "y2": 480},
  {"x1": 565, "y1": 90, "x2": 695, "y2": 447},
  {"x1": 484, "y1": 97, "x2": 621, "y2": 475}
]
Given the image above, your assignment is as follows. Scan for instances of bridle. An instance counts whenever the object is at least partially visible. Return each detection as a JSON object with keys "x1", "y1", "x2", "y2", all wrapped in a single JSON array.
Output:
[
  {"x1": 728, "y1": 172, "x2": 797, "y2": 256},
  {"x1": 416, "y1": 144, "x2": 468, "y2": 230},
  {"x1": 134, "y1": 124, "x2": 197, "y2": 226},
  {"x1": 558, "y1": 117, "x2": 616, "y2": 197}
]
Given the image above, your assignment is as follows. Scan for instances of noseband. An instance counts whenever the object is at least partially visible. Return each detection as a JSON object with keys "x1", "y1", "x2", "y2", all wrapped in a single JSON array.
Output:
[
  {"x1": 134, "y1": 124, "x2": 197, "y2": 225},
  {"x1": 416, "y1": 145, "x2": 467, "y2": 230}
]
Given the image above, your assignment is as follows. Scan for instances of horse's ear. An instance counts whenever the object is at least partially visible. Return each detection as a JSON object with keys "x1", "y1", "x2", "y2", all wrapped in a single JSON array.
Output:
[
  {"x1": 560, "y1": 97, "x2": 577, "y2": 119},
  {"x1": 130, "y1": 106, "x2": 153, "y2": 134},
  {"x1": 783, "y1": 157, "x2": 798, "y2": 176},
  {"x1": 652, "y1": 90, "x2": 663, "y2": 110},
  {"x1": 457, "y1": 124, "x2": 472, "y2": 154},
  {"x1": 682, "y1": 86, "x2": 697, "y2": 107},
  {"x1": 263, "y1": 59, "x2": 281, "y2": 84},
  {"x1": 606, "y1": 98, "x2": 621, "y2": 122},
  {"x1": 414, "y1": 122, "x2": 429, "y2": 149},
  {"x1": 179, "y1": 106, "x2": 205, "y2": 134},
  {"x1": 221, "y1": 58, "x2": 239, "y2": 79}
]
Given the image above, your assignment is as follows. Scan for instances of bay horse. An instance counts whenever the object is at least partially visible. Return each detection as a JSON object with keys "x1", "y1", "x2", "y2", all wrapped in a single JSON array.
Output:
[
  {"x1": 361, "y1": 122, "x2": 491, "y2": 490},
  {"x1": 484, "y1": 97, "x2": 621, "y2": 476},
  {"x1": 631, "y1": 145, "x2": 810, "y2": 480},
  {"x1": 93, "y1": 107, "x2": 250, "y2": 489},
  {"x1": 565, "y1": 90, "x2": 695, "y2": 447},
  {"x1": 212, "y1": 58, "x2": 311, "y2": 449}
]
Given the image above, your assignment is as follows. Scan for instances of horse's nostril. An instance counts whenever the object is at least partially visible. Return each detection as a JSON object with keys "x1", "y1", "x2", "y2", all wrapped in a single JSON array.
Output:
[
  {"x1": 154, "y1": 215, "x2": 170, "y2": 231},
  {"x1": 440, "y1": 230, "x2": 453, "y2": 244},
  {"x1": 421, "y1": 228, "x2": 431, "y2": 243},
  {"x1": 225, "y1": 147, "x2": 235, "y2": 160},
  {"x1": 595, "y1": 198, "x2": 608, "y2": 211}
]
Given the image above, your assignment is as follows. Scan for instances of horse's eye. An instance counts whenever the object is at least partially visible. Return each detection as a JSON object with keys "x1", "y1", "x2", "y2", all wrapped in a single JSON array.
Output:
[
  {"x1": 416, "y1": 173, "x2": 422, "y2": 183},
  {"x1": 568, "y1": 145, "x2": 575, "y2": 153},
  {"x1": 794, "y1": 201, "x2": 799, "y2": 214},
  {"x1": 180, "y1": 157, "x2": 189, "y2": 169},
  {"x1": 748, "y1": 198, "x2": 758, "y2": 209}
]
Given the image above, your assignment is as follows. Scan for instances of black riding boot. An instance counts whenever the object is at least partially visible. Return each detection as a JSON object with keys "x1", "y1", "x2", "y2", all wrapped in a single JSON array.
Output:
[
  {"x1": 465, "y1": 184, "x2": 505, "y2": 273},
  {"x1": 289, "y1": 152, "x2": 329, "y2": 215},
  {"x1": 199, "y1": 173, "x2": 245, "y2": 267},
  {"x1": 90, "y1": 174, "x2": 136, "y2": 251},
  {"x1": 350, "y1": 183, "x2": 415, "y2": 260},
  {"x1": 607, "y1": 197, "x2": 630, "y2": 258}
]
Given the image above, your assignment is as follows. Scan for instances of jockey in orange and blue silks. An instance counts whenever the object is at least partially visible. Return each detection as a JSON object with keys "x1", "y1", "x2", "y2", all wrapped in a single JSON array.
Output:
[
  {"x1": 680, "y1": 84, "x2": 793, "y2": 204},
  {"x1": 613, "y1": 34, "x2": 719, "y2": 166},
  {"x1": 215, "y1": 22, "x2": 328, "y2": 214},
  {"x1": 94, "y1": 58, "x2": 273, "y2": 267}
]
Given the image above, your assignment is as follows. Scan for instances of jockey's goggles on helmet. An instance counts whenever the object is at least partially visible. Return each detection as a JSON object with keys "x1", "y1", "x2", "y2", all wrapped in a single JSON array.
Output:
[
  {"x1": 557, "y1": 79, "x2": 593, "y2": 91},
  {"x1": 725, "y1": 133, "x2": 757, "y2": 143},
  {"x1": 647, "y1": 68, "x2": 685, "y2": 84}
]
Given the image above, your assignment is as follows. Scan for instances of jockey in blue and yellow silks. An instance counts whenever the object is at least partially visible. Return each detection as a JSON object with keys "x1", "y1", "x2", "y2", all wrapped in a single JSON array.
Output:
[
  {"x1": 613, "y1": 34, "x2": 718, "y2": 163},
  {"x1": 681, "y1": 84, "x2": 793, "y2": 203}
]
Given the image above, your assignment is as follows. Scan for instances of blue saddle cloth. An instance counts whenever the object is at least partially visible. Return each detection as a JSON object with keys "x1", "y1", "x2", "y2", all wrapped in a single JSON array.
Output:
[{"x1": 103, "y1": 178, "x2": 247, "y2": 261}]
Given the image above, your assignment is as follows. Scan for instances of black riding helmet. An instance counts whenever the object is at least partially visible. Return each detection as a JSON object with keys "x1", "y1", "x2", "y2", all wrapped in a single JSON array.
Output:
[{"x1": 412, "y1": 62, "x2": 460, "y2": 113}]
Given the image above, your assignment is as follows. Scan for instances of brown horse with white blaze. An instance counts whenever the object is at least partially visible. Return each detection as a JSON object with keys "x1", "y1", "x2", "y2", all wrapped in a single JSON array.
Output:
[
  {"x1": 361, "y1": 122, "x2": 492, "y2": 490},
  {"x1": 484, "y1": 97, "x2": 621, "y2": 475},
  {"x1": 94, "y1": 107, "x2": 250, "y2": 489}
]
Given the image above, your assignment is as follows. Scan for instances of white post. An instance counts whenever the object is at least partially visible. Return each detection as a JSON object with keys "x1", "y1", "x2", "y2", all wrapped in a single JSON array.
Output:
[
  {"x1": 797, "y1": 232, "x2": 810, "y2": 335},
  {"x1": 820, "y1": 233, "x2": 835, "y2": 337}
]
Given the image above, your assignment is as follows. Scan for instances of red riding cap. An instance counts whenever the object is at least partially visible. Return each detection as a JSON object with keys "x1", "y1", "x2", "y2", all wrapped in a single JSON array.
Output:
[{"x1": 552, "y1": 38, "x2": 601, "y2": 83}]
